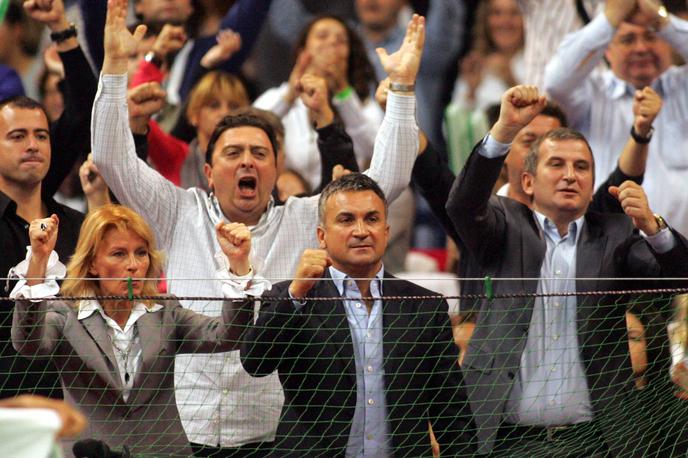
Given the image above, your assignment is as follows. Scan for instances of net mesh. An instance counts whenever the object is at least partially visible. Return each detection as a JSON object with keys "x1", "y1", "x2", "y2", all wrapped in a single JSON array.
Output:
[{"x1": 2, "y1": 276, "x2": 688, "y2": 457}]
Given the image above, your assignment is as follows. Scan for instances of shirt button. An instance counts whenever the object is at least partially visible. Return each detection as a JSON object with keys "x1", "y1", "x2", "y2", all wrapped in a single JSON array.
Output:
[
  {"x1": 553, "y1": 302, "x2": 561, "y2": 308},
  {"x1": 367, "y1": 434, "x2": 374, "y2": 440},
  {"x1": 223, "y1": 389, "x2": 229, "y2": 395},
  {"x1": 555, "y1": 270, "x2": 562, "y2": 276},
  {"x1": 552, "y1": 334, "x2": 559, "y2": 341},
  {"x1": 551, "y1": 366, "x2": 557, "y2": 372},
  {"x1": 367, "y1": 399, "x2": 375, "y2": 406},
  {"x1": 214, "y1": 419, "x2": 220, "y2": 424},
  {"x1": 366, "y1": 365, "x2": 373, "y2": 372},
  {"x1": 355, "y1": 303, "x2": 362, "y2": 309},
  {"x1": 366, "y1": 332, "x2": 372, "y2": 339},
  {"x1": 549, "y1": 399, "x2": 556, "y2": 406}
]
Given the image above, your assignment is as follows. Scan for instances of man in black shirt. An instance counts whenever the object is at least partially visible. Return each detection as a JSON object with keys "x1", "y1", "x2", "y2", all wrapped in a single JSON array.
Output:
[{"x1": 0, "y1": 0, "x2": 95, "y2": 400}]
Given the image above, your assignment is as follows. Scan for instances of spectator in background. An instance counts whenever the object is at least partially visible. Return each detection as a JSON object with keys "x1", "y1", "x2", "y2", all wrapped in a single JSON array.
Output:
[
  {"x1": 0, "y1": 64, "x2": 25, "y2": 100},
  {"x1": 255, "y1": 15, "x2": 381, "y2": 191},
  {"x1": 544, "y1": 0, "x2": 688, "y2": 236},
  {"x1": 517, "y1": 0, "x2": 602, "y2": 88},
  {"x1": 79, "y1": 0, "x2": 272, "y2": 104},
  {"x1": 445, "y1": 0, "x2": 524, "y2": 171},
  {"x1": 1, "y1": 0, "x2": 96, "y2": 401},
  {"x1": 0, "y1": 1, "x2": 42, "y2": 99}
]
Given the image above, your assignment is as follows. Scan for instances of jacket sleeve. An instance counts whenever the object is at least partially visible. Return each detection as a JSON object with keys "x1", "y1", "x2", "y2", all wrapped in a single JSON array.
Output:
[
  {"x1": 313, "y1": 122, "x2": 359, "y2": 195},
  {"x1": 12, "y1": 300, "x2": 65, "y2": 357},
  {"x1": 445, "y1": 140, "x2": 508, "y2": 258},
  {"x1": 412, "y1": 140, "x2": 460, "y2": 243},
  {"x1": 43, "y1": 46, "x2": 97, "y2": 197},
  {"x1": 426, "y1": 299, "x2": 476, "y2": 456},
  {"x1": 173, "y1": 298, "x2": 253, "y2": 354},
  {"x1": 240, "y1": 282, "x2": 303, "y2": 377}
]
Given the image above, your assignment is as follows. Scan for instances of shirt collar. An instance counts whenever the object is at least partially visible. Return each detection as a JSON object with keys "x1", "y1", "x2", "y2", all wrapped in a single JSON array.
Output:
[
  {"x1": 606, "y1": 71, "x2": 665, "y2": 99},
  {"x1": 0, "y1": 190, "x2": 12, "y2": 217},
  {"x1": 77, "y1": 300, "x2": 164, "y2": 333},
  {"x1": 329, "y1": 265, "x2": 384, "y2": 297},
  {"x1": 533, "y1": 210, "x2": 585, "y2": 244}
]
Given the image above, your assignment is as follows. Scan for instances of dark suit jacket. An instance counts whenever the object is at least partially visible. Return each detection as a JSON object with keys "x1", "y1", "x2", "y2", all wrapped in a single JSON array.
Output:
[
  {"x1": 241, "y1": 273, "x2": 475, "y2": 457},
  {"x1": 12, "y1": 297, "x2": 250, "y2": 457},
  {"x1": 445, "y1": 144, "x2": 688, "y2": 455}
]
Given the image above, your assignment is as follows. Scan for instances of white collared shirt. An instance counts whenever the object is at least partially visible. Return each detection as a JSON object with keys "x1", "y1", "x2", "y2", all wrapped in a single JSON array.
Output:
[{"x1": 77, "y1": 300, "x2": 163, "y2": 402}]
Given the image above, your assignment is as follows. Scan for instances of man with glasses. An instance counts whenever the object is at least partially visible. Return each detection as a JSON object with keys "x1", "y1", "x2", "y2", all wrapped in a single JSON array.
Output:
[{"x1": 544, "y1": 0, "x2": 688, "y2": 235}]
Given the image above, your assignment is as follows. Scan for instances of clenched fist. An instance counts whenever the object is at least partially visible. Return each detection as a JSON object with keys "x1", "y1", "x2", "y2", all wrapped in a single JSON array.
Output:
[{"x1": 289, "y1": 249, "x2": 331, "y2": 298}]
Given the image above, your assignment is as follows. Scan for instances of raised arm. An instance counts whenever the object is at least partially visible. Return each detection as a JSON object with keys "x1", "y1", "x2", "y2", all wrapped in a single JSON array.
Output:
[
  {"x1": 11, "y1": 215, "x2": 64, "y2": 357},
  {"x1": 93, "y1": 0, "x2": 192, "y2": 250},
  {"x1": 591, "y1": 86, "x2": 662, "y2": 212},
  {"x1": 365, "y1": 14, "x2": 424, "y2": 203},
  {"x1": 446, "y1": 86, "x2": 546, "y2": 254},
  {"x1": 543, "y1": 2, "x2": 628, "y2": 128},
  {"x1": 24, "y1": 0, "x2": 97, "y2": 197}
]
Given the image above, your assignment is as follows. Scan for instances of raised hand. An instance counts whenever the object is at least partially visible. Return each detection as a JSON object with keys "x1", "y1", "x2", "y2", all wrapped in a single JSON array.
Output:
[
  {"x1": 103, "y1": 0, "x2": 148, "y2": 74},
  {"x1": 24, "y1": 0, "x2": 67, "y2": 31},
  {"x1": 216, "y1": 222, "x2": 252, "y2": 276},
  {"x1": 201, "y1": 29, "x2": 242, "y2": 69},
  {"x1": 285, "y1": 51, "x2": 312, "y2": 105},
  {"x1": 608, "y1": 180, "x2": 659, "y2": 234},
  {"x1": 29, "y1": 214, "x2": 59, "y2": 261},
  {"x1": 299, "y1": 73, "x2": 334, "y2": 128},
  {"x1": 127, "y1": 82, "x2": 166, "y2": 134},
  {"x1": 634, "y1": 0, "x2": 669, "y2": 29},
  {"x1": 289, "y1": 249, "x2": 331, "y2": 298},
  {"x1": 79, "y1": 154, "x2": 111, "y2": 210},
  {"x1": 331, "y1": 164, "x2": 352, "y2": 181},
  {"x1": 151, "y1": 24, "x2": 187, "y2": 64},
  {"x1": 633, "y1": 86, "x2": 662, "y2": 137},
  {"x1": 375, "y1": 14, "x2": 425, "y2": 86},
  {"x1": 490, "y1": 85, "x2": 547, "y2": 144},
  {"x1": 605, "y1": 0, "x2": 638, "y2": 27}
]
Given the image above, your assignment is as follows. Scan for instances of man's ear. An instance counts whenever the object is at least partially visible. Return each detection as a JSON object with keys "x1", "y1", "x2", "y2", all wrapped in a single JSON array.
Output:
[
  {"x1": 204, "y1": 163, "x2": 213, "y2": 191},
  {"x1": 316, "y1": 225, "x2": 326, "y2": 249},
  {"x1": 521, "y1": 172, "x2": 535, "y2": 197}
]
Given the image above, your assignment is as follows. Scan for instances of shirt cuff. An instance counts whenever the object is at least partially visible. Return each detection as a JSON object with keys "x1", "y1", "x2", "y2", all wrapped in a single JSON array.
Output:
[
  {"x1": 8, "y1": 248, "x2": 65, "y2": 301},
  {"x1": 641, "y1": 227, "x2": 676, "y2": 253},
  {"x1": 214, "y1": 252, "x2": 272, "y2": 297},
  {"x1": 478, "y1": 134, "x2": 511, "y2": 159},
  {"x1": 97, "y1": 73, "x2": 128, "y2": 100},
  {"x1": 288, "y1": 290, "x2": 307, "y2": 312}
]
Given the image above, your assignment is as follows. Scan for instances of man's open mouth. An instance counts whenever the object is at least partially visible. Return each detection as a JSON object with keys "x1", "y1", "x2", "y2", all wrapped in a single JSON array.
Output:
[{"x1": 238, "y1": 176, "x2": 257, "y2": 194}]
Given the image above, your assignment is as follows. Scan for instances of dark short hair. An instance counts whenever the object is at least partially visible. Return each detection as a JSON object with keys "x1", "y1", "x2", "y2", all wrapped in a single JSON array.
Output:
[
  {"x1": 523, "y1": 128, "x2": 594, "y2": 178},
  {"x1": 318, "y1": 173, "x2": 387, "y2": 224},
  {"x1": 205, "y1": 112, "x2": 279, "y2": 165},
  {"x1": 0, "y1": 96, "x2": 50, "y2": 127},
  {"x1": 540, "y1": 101, "x2": 568, "y2": 128}
]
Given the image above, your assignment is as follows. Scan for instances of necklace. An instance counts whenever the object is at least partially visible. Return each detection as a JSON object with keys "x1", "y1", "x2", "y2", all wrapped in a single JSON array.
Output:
[{"x1": 108, "y1": 329, "x2": 137, "y2": 384}]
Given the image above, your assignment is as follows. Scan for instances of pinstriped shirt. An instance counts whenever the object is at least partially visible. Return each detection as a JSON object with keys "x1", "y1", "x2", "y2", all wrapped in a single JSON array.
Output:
[{"x1": 92, "y1": 73, "x2": 418, "y2": 447}]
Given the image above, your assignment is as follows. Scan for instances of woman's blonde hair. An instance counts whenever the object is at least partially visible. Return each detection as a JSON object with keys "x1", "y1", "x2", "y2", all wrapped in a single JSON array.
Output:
[
  {"x1": 61, "y1": 204, "x2": 164, "y2": 305},
  {"x1": 186, "y1": 70, "x2": 249, "y2": 121}
]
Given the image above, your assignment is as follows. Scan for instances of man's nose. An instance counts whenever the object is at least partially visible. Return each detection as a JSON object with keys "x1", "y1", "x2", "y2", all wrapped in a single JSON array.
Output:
[
  {"x1": 564, "y1": 164, "x2": 576, "y2": 181},
  {"x1": 26, "y1": 135, "x2": 39, "y2": 151},
  {"x1": 353, "y1": 220, "x2": 369, "y2": 236},
  {"x1": 240, "y1": 150, "x2": 255, "y2": 167}
]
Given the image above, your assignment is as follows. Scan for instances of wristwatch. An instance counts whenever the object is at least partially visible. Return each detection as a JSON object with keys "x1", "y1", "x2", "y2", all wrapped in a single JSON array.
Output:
[
  {"x1": 50, "y1": 23, "x2": 77, "y2": 43},
  {"x1": 144, "y1": 51, "x2": 164, "y2": 68},
  {"x1": 654, "y1": 214, "x2": 668, "y2": 232},
  {"x1": 630, "y1": 125, "x2": 654, "y2": 144}
]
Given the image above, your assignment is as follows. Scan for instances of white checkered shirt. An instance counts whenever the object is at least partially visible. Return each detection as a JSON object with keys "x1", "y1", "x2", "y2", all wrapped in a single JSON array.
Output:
[{"x1": 92, "y1": 73, "x2": 418, "y2": 446}]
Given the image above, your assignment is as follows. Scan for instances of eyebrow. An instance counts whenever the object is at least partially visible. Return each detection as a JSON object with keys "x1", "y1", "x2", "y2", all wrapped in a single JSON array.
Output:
[{"x1": 7, "y1": 128, "x2": 50, "y2": 135}]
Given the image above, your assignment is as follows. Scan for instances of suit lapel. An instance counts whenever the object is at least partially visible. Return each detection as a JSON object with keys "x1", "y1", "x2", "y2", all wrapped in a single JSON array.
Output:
[
  {"x1": 576, "y1": 216, "x2": 606, "y2": 298},
  {"x1": 309, "y1": 277, "x2": 356, "y2": 384},
  {"x1": 81, "y1": 313, "x2": 123, "y2": 391},
  {"x1": 380, "y1": 274, "x2": 412, "y2": 375},
  {"x1": 519, "y1": 207, "x2": 546, "y2": 293},
  {"x1": 128, "y1": 310, "x2": 164, "y2": 406}
]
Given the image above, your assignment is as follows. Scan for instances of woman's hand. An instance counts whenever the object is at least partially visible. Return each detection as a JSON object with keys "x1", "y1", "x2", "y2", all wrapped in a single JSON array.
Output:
[{"x1": 26, "y1": 214, "x2": 59, "y2": 285}]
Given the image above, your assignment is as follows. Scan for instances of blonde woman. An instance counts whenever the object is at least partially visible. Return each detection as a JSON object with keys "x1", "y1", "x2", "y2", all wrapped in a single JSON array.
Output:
[{"x1": 11, "y1": 204, "x2": 257, "y2": 456}]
